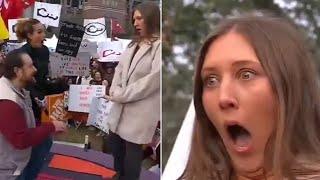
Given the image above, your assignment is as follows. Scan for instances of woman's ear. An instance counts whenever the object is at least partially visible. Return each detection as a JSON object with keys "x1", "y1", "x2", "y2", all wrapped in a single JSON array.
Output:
[{"x1": 27, "y1": 32, "x2": 33, "y2": 41}]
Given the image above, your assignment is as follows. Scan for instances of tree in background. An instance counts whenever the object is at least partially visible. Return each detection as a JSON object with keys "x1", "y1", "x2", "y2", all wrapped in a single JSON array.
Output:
[{"x1": 162, "y1": 0, "x2": 320, "y2": 169}]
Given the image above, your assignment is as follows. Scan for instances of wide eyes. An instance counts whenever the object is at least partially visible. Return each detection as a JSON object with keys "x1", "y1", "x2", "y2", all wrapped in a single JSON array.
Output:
[
  {"x1": 204, "y1": 75, "x2": 219, "y2": 88},
  {"x1": 202, "y1": 69, "x2": 257, "y2": 88},
  {"x1": 238, "y1": 69, "x2": 256, "y2": 80}
]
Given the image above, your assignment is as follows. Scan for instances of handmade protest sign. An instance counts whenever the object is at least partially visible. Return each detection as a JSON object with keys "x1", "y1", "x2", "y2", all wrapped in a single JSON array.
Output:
[
  {"x1": 87, "y1": 97, "x2": 113, "y2": 133},
  {"x1": 49, "y1": 52, "x2": 90, "y2": 78},
  {"x1": 83, "y1": 18, "x2": 107, "y2": 42},
  {"x1": 78, "y1": 39, "x2": 97, "y2": 55},
  {"x1": 56, "y1": 21, "x2": 84, "y2": 57},
  {"x1": 97, "y1": 40, "x2": 124, "y2": 62},
  {"x1": 68, "y1": 85, "x2": 106, "y2": 113},
  {"x1": 33, "y1": 2, "x2": 61, "y2": 27},
  {"x1": 8, "y1": 19, "x2": 26, "y2": 40}
]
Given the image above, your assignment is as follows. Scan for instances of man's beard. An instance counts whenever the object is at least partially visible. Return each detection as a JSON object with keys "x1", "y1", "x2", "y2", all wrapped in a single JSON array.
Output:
[{"x1": 21, "y1": 73, "x2": 37, "y2": 86}]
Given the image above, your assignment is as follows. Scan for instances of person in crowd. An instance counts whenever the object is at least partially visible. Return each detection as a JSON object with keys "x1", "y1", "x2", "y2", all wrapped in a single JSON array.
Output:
[
  {"x1": 103, "y1": 64, "x2": 115, "y2": 85},
  {"x1": 105, "y1": 2, "x2": 160, "y2": 180},
  {"x1": 89, "y1": 70, "x2": 103, "y2": 85},
  {"x1": 0, "y1": 49, "x2": 67, "y2": 180},
  {"x1": 16, "y1": 18, "x2": 66, "y2": 179},
  {"x1": 181, "y1": 13, "x2": 320, "y2": 180}
]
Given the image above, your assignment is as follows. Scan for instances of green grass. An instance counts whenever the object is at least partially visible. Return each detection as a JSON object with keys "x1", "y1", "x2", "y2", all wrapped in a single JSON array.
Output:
[{"x1": 53, "y1": 123, "x2": 158, "y2": 171}]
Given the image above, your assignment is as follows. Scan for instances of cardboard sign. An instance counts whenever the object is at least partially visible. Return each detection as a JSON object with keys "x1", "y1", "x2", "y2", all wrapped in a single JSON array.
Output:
[
  {"x1": 8, "y1": 19, "x2": 26, "y2": 40},
  {"x1": 78, "y1": 39, "x2": 97, "y2": 55},
  {"x1": 83, "y1": 18, "x2": 107, "y2": 42},
  {"x1": 33, "y1": 2, "x2": 62, "y2": 27},
  {"x1": 49, "y1": 52, "x2": 90, "y2": 78},
  {"x1": 97, "y1": 40, "x2": 124, "y2": 62},
  {"x1": 68, "y1": 85, "x2": 106, "y2": 113},
  {"x1": 41, "y1": 93, "x2": 69, "y2": 122},
  {"x1": 56, "y1": 21, "x2": 85, "y2": 57},
  {"x1": 87, "y1": 97, "x2": 113, "y2": 134},
  {"x1": 48, "y1": 94, "x2": 69, "y2": 121}
]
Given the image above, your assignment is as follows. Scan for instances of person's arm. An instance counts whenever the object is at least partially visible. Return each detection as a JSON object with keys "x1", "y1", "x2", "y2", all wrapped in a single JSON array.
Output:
[
  {"x1": 109, "y1": 57, "x2": 124, "y2": 95},
  {"x1": 111, "y1": 43, "x2": 160, "y2": 103},
  {"x1": 0, "y1": 100, "x2": 55, "y2": 149}
]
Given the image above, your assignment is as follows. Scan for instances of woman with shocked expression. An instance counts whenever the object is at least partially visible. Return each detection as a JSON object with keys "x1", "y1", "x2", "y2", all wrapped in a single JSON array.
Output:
[
  {"x1": 202, "y1": 31, "x2": 277, "y2": 175},
  {"x1": 183, "y1": 14, "x2": 320, "y2": 180}
]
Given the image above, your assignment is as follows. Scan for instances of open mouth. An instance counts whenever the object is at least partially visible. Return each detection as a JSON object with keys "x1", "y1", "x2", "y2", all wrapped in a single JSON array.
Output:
[
  {"x1": 135, "y1": 28, "x2": 141, "y2": 33},
  {"x1": 226, "y1": 123, "x2": 252, "y2": 153}
]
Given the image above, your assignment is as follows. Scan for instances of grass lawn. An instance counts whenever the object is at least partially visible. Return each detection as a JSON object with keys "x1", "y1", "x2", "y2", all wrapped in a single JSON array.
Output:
[{"x1": 53, "y1": 123, "x2": 158, "y2": 171}]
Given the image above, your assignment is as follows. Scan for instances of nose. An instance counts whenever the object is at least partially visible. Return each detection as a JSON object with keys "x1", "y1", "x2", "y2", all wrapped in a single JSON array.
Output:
[
  {"x1": 218, "y1": 78, "x2": 238, "y2": 110},
  {"x1": 134, "y1": 20, "x2": 138, "y2": 27}
]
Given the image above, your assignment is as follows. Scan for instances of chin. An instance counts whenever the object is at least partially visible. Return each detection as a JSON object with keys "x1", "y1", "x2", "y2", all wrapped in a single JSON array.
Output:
[
  {"x1": 232, "y1": 154, "x2": 264, "y2": 173},
  {"x1": 28, "y1": 78, "x2": 37, "y2": 85}
]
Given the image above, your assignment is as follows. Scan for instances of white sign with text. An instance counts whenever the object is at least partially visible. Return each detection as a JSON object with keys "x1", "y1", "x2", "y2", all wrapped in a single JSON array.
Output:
[{"x1": 68, "y1": 85, "x2": 106, "y2": 113}]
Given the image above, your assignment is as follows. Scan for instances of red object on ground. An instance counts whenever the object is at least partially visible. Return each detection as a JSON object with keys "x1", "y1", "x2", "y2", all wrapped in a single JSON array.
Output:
[
  {"x1": 49, "y1": 154, "x2": 116, "y2": 178},
  {"x1": 37, "y1": 173, "x2": 73, "y2": 180}
]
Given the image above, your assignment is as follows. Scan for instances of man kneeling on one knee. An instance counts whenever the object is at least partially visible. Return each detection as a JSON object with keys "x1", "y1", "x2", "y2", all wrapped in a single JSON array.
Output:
[{"x1": 0, "y1": 49, "x2": 67, "y2": 180}]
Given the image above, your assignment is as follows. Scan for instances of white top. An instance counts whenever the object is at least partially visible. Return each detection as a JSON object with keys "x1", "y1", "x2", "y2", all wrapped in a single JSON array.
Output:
[{"x1": 162, "y1": 100, "x2": 195, "y2": 180}]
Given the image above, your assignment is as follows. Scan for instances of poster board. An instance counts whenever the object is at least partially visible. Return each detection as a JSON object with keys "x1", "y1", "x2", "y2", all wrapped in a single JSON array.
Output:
[
  {"x1": 87, "y1": 97, "x2": 113, "y2": 134},
  {"x1": 78, "y1": 39, "x2": 97, "y2": 56},
  {"x1": 68, "y1": 85, "x2": 106, "y2": 113},
  {"x1": 83, "y1": 18, "x2": 107, "y2": 42},
  {"x1": 41, "y1": 93, "x2": 69, "y2": 122},
  {"x1": 49, "y1": 52, "x2": 90, "y2": 78},
  {"x1": 8, "y1": 18, "x2": 26, "y2": 40},
  {"x1": 56, "y1": 21, "x2": 85, "y2": 57},
  {"x1": 97, "y1": 40, "x2": 124, "y2": 62},
  {"x1": 33, "y1": 2, "x2": 62, "y2": 27}
]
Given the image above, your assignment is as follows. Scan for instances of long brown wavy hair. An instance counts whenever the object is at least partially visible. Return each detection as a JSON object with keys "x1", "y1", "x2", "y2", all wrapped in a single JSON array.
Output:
[
  {"x1": 183, "y1": 13, "x2": 320, "y2": 180},
  {"x1": 128, "y1": 1, "x2": 160, "y2": 47}
]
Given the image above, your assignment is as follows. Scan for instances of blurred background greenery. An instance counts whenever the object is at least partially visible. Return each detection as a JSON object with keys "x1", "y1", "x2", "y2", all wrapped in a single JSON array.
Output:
[{"x1": 162, "y1": 0, "x2": 320, "y2": 170}]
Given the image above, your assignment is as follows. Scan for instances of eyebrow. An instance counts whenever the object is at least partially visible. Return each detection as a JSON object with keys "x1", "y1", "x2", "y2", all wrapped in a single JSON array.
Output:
[
  {"x1": 232, "y1": 60, "x2": 260, "y2": 67},
  {"x1": 201, "y1": 60, "x2": 260, "y2": 75}
]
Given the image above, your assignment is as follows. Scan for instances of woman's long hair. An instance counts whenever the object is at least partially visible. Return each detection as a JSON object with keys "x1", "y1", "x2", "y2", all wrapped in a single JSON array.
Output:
[
  {"x1": 128, "y1": 2, "x2": 160, "y2": 47},
  {"x1": 183, "y1": 13, "x2": 320, "y2": 179}
]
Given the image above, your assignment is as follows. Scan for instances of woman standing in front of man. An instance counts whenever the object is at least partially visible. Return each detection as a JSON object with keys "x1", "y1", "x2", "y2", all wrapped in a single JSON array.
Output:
[{"x1": 105, "y1": 2, "x2": 160, "y2": 180}]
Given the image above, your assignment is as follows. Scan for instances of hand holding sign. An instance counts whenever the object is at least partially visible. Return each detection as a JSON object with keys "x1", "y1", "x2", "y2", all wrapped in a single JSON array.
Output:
[{"x1": 52, "y1": 120, "x2": 68, "y2": 132}]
